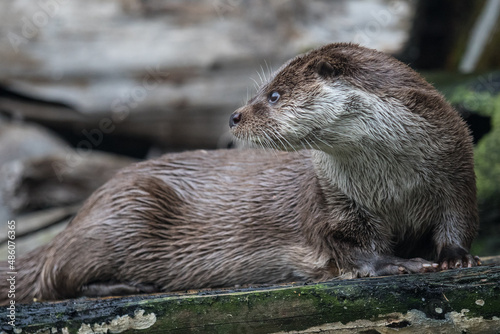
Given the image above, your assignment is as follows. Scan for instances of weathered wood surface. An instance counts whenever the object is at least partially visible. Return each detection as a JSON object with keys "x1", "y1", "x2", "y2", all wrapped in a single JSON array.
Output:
[{"x1": 2, "y1": 261, "x2": 499, "y2": 334}]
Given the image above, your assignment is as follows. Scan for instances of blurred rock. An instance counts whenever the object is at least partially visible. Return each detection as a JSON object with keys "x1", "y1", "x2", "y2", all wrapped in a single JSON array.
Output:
[
  {"x1": 0, "y1": 121, "x2": 70, "y2": 166},
  {"x1": 0, "y1": 121, "x2": 72, "y2": 222},
  {"x1": 1, "y1": 151, "x2": 135, "y2": 213}
]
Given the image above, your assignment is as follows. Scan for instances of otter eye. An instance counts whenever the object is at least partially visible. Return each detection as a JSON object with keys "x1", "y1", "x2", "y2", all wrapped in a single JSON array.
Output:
[{"x1": 268, "y1": 91, "x2": 280, "y2": 104}]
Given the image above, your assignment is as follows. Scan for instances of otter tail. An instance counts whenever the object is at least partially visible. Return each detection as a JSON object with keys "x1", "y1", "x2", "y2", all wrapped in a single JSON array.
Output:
[{"x1": 0, "y1": 245, "x2": 50, "y2": 306}]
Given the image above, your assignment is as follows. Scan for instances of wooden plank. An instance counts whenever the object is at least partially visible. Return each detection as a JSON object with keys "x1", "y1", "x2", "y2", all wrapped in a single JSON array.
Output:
[{"x1": 1, "y1": 262, "x2": 499, "y2": 333}]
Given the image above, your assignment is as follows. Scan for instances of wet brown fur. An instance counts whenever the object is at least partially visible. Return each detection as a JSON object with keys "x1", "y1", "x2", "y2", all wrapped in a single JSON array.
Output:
[{"x1": 0, "y1": 43, "x2": 478, "y2": 304}]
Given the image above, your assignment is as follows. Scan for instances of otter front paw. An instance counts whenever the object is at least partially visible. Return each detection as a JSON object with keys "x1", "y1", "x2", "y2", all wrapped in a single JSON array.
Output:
[
  {"x1": 438, "y1": 245, "x2": 481, "y2": 270},
  {"x1": 372, "y1": 256, "x2": 439, "y2": 276}
]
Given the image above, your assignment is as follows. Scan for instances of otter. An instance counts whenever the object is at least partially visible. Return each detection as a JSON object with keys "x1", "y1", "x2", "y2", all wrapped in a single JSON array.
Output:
[{"x1": 0, "y1": 43, "x2": 479, "y2": 304}]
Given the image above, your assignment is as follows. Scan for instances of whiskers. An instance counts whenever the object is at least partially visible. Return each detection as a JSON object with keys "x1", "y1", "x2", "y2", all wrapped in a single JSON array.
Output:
[
  {"x1": 258, "y1": 60, "x2": 273, "y2": 85},
  {"x1": 263, "y1": 60, "x2": 274, "y2": 83},
  {"x1": 236, "y1": 130, "x2": 283, "y2": 154},
  {"x1": 249, "y1": 77, "x2": 261, "y2": 96},
  {"x1": 236, "y1": 126, "x2": 327, "y2": 155},
  {"x1": 247, "y1": 60, "x2": 275, "y2": 100}
]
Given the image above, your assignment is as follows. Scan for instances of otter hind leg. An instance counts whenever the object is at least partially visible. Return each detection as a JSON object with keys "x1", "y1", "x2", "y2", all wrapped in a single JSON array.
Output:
[
  {"x1": 79, "y1": 282, "x2": 161, "y2": 298},
  {"x1": 438, "y1": 245, "x2": 481, "y2": 270}
]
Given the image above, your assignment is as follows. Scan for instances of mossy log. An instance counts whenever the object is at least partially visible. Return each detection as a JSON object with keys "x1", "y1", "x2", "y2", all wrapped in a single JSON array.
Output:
[{"x1": 1, "y1": 261, "x2": 500, "y2": 334}]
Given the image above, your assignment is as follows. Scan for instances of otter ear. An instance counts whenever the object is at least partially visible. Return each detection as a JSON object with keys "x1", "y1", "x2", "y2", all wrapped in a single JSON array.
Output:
[{"x1": 315, "y1": 60, "x2": 337, "y2": 78}]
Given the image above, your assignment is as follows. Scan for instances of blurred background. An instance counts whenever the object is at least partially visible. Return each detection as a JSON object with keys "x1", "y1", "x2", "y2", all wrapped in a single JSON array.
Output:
[{"x1": 0, "y1": 0, "x2": 499, "y2": 258}]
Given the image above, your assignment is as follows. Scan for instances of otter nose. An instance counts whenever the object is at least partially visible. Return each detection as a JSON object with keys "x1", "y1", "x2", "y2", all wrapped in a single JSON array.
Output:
[{"x1": 229, "y1": 112, "x2": 242, "y2": 128}]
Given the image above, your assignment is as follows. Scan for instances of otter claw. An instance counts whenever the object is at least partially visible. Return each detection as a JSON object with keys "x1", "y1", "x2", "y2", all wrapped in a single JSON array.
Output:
[
  {"x1": 438, "y1": 245, "x2": 480, "y2": 270},
  {"x1": 422, "y1": 263, "x2": 439, "y2": 270},
  {"x1": 439, "y1": 254, "x2": 480, "y2": 270}
]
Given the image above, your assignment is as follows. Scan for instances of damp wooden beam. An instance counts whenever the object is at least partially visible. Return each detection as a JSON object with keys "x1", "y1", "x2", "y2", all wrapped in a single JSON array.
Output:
[{"x1": 1, "y1": 258, "x2": 500, "y2": 334}]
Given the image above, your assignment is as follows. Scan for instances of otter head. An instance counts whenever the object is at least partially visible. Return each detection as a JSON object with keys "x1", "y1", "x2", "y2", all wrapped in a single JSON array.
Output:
[{"x1": 229, "y1": 43, "x2": 440, "y2": 155}]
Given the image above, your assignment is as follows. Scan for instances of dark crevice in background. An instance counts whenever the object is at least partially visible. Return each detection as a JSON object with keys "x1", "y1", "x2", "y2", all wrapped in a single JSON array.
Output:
[
  {"x1": 461, "y1": 112, "x2": 491, "y2": 145},
  {"x1": 0, "y1": 85, "x2": 153, "y2": 159},
  {"x1": 42, "y1": 125, "x2": 153, "y2": 159},
  {"x1": 0, "y1": 84, "x2": 74, "y2": 109}
]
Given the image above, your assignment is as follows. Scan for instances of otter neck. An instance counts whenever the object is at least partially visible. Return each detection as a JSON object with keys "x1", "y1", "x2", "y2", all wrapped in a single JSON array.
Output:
[{"x1": 311, "y1": 148, "x2": 427, "y2": 220}]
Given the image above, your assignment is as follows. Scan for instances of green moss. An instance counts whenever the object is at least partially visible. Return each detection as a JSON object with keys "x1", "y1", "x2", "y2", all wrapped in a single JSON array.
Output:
[
  {"x1": 460, "y1": 91, "x2": 500, "y2": 205},
  {"x1": 142, "y1": 274, "x2": 499, "y2": 333},
  {"x1": 475, "y1": 129, "x2": 500, "y2": 202}
]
